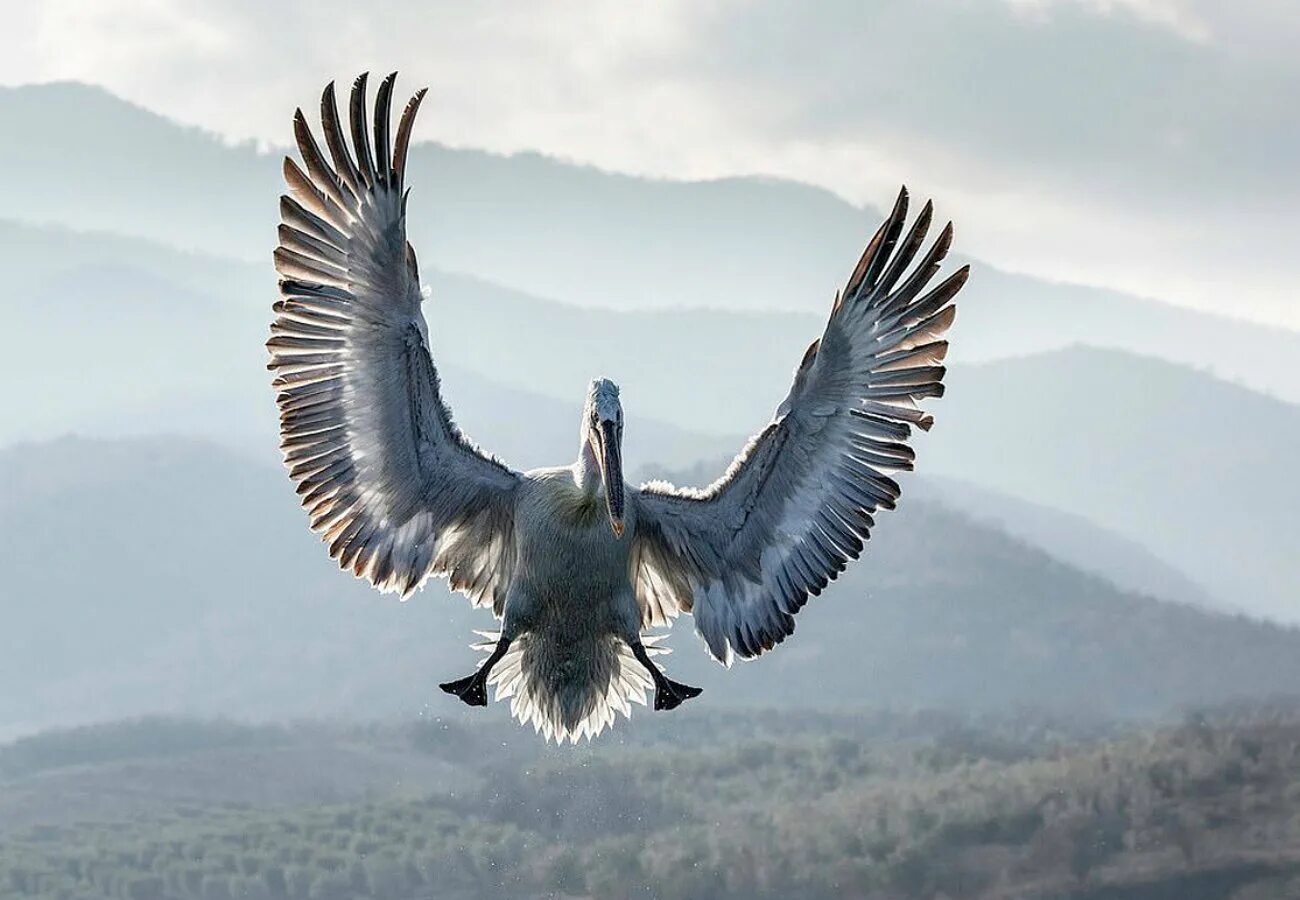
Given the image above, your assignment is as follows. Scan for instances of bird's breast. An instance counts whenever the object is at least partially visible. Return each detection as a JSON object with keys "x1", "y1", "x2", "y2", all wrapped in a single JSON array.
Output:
[{"x1": 515, "y1": 475, "x2": 634, "y2": 598}]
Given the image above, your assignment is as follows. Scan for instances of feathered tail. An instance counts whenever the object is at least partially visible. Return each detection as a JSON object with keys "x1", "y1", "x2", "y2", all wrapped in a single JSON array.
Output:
[{"x1": 471, "y1": 631, "x2": 670, "y2": 742}]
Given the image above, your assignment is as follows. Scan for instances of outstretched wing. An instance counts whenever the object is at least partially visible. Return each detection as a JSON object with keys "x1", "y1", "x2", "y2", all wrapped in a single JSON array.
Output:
[
  {"x1": 268, "y1": 73, "x2": 520, "y2": 608},
  {"x1": 632, "y1": 188, "x2": 965, "y2": 663}
]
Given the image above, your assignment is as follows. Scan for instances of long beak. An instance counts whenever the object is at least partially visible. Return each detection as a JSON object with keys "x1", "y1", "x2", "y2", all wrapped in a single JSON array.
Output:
[{"x1": 597, "y1": 420, "x2": 625, "y2": 538}]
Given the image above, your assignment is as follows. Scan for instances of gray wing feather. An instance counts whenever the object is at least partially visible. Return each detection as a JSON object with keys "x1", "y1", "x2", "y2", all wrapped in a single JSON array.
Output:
[
  {"x1": 268, "y1": 73, "x2": 520, "y2": 607},
  {"x1": 633, "y1": 188, "x2": 966, "y2": 663}
]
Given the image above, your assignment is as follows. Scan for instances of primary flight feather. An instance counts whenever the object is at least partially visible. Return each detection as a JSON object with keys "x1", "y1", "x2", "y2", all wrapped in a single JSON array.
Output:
[{"x1": 268, "y1": 73, "x2": 968, "y2": 742}]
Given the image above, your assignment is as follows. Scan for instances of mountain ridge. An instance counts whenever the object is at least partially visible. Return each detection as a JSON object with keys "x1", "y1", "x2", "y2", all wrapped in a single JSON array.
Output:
[
  {"x1": 936, "y1": 345, "x2": 1300, "y2": 622},
  {"x1": 1, "y1": 81, "x2": 1297, "y2": 409},
  {"x1": 5, "y1": 218, "x2": 1295, "y2": 622},
  {"x1": 4, "y1": 434, "x2": 1298, "y2": 739}
]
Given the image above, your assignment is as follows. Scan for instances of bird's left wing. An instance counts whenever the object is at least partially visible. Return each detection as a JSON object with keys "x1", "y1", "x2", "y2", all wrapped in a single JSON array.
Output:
[
  {"x1": 632, "y1": 189, "x2": 965, "y2": 663},
  {"x1": 268, "y1": 74, "x2": 521, "y2": 608}
]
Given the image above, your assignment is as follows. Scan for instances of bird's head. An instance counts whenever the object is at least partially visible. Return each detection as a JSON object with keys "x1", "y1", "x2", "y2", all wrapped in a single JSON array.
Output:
[{"x1": 581, "y1": 378, "x2": 625, "y2": 538}]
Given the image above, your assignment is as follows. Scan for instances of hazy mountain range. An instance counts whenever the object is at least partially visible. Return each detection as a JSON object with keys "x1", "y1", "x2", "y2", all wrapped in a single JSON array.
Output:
[
  {"x1": 910, "y1": 475, "x2": 1217, "y2": 612},
  {"x1": 930, "y1": 347, "x2": 1300, "y2": 622},
  {"x1": 6, "y1": 218, "x2": 1296, "y2": 619},
  {"x1": 3, "y1": 436, "x2": 1298, "y2": 742},
  {"x1": 2, "y1": 80, "x2": 1298, "y2": 405}
]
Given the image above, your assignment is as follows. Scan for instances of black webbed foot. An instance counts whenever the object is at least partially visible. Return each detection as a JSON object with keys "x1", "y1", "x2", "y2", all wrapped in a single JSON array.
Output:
[
  {"x1": 652, "y1": 676, "x2": 702, "y2": 711},
  {"x1": 629, "y1": 638, "x2": 702, "y2": 712},
  {"x1": 439, "y1": 672, "x2": 489, "y2": 707},
  {"x1": 441, "y1": 636, "x2": 511, "y2": 708}
]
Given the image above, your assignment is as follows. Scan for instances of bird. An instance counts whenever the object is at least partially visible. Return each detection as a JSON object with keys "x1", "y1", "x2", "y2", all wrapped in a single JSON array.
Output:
[{"x1": 267, "y1": 73, "x2": 968, "y2": 743}]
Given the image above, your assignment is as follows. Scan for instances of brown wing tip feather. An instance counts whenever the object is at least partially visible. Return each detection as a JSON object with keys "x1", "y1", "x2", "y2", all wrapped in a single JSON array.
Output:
[
  {"x1": 799, "y1": 338, "x2": 821, "y2": 371},
  {"x1": 938, "y1": 221, "x2": 955, "y2": 254},
  {"x1": 844, "y1": 185, "x2": 911, "y2": 298},
  {"x1": 892, "y1": 185, "x2": 909, "y2": 214}
]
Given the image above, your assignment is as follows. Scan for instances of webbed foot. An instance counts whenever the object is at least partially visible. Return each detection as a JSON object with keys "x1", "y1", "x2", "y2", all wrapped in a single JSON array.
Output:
[
  {"x1": 439, "y1": 672, "x2": 489, "y2": 707},
  {"x1": 629, "y1": 637, "x2": 702, "y2": 712},
  {"x1": 652, "y1": 677, "x2": 702, "y2": 711},
  {"x1": 441, "y1": 636, "x2": 512, "y2": 708}
]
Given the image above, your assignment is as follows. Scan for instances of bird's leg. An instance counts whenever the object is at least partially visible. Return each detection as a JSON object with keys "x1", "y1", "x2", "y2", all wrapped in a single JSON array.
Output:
[
  {"x1": 630, "y1": 639, "x2": 702, "y2": 711},
  {"x1": 440, "y1": 637, "x2": 511, "y2": 707}
]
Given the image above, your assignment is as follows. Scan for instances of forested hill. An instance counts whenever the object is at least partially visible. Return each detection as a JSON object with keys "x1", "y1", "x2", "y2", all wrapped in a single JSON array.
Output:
[{"x1": 4, "y1": 708, "x2": 1300, "y2": 899}]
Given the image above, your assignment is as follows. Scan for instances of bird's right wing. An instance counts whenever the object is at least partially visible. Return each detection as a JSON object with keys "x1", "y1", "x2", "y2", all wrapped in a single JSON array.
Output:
[
  {"x1": 268, "y1": 73, "x2": 520, "y2": 608},
  {"x1": 632, "y1": 189, "x2": 963, "y2": 662}
]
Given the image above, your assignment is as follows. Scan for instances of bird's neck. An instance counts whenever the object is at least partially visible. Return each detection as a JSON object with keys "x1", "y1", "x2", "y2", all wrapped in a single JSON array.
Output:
[{"x1": 574, "y1": 437, "x2": 603, "y2": 498}]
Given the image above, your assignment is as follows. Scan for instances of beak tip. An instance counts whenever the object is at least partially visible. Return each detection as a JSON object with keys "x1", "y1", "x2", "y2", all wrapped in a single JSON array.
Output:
[{"x1": 611, "y1": 520, "x2": 625, "y2": 539}]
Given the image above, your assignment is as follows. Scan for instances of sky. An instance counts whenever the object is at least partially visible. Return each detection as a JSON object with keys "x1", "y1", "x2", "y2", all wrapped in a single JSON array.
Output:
[{"x1": 1, "y1": 0, "x2": 1296, "y2": 327}]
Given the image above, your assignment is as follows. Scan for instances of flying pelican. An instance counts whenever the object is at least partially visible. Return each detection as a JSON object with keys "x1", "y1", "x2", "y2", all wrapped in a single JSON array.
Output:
[{"x1": 268, "y1": 74, "x2": 967, "y2": 742}]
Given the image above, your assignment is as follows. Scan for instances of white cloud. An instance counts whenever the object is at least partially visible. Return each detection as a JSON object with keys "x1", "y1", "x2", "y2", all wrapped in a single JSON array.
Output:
[{"x1": 1002, "y1": 0, "x2": 1212, "y2": 43}]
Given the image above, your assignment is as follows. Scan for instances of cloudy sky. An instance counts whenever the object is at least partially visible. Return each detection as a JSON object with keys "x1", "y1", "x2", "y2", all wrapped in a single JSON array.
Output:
[{"x1": 2, "y1": 0, "x2": 1296, "y2": 327}]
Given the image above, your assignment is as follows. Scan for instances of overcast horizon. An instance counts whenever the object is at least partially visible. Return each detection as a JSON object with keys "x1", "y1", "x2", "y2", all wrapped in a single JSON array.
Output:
[{"x1": 1, "y1": 0, "x2": 1296, "y2": 330}]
